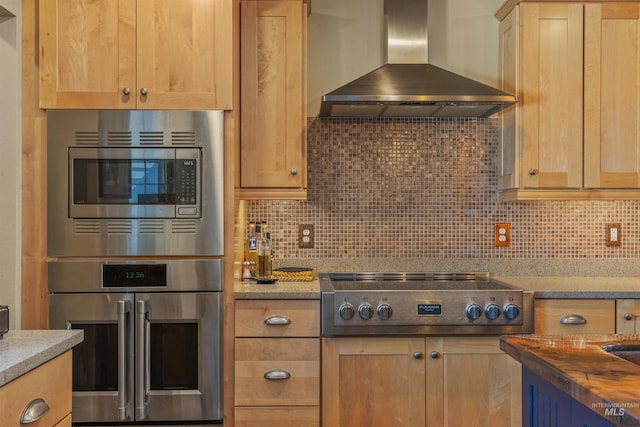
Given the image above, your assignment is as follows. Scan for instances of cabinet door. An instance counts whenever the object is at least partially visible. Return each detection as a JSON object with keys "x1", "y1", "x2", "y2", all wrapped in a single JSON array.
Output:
[
  {"x1": 39, "y1": 0, "x2": 137, "y2": 109},
  {"x1": 426, "y1": 337, "x2": 521, "y2": 427},
  {"x1": 240, "y1": 1, "x2": 307, "y2": 192},
  {"x1": 535, "y1": 299, "x2": 616, "y2": 335},
  {"x1": 616, "y1": 299, "x2": 640, "y2": 334},
  {"x1": 584, "y1": 3, "x2": 640, "y2": 188},
  {"x1": 498, "y1": 6, "x2": 519, "y2": 190},
  {"x1": 136, "y1": 0, "x2": 232, "y2": 110},
  {"x1": 322, "y1": 337, "x2": 426, "y2": 427},
  {"x1": 520, "y1": 3, "x2": 584, "y2": 189}
]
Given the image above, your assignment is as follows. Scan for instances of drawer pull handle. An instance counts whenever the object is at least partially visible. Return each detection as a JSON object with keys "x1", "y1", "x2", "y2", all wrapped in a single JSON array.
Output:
[
  {"x1": 264, "y1": 315, "x2": 291, "y2": 326},
  {"x1": 560, "y1": 314, "x2": 587, "y2": 325},
  {"x1": 20, "y1": 398, "x2": 50, "y2": 424},
  {"x1": 264, "y1": 369, "x2": 291, "y2": 380}
]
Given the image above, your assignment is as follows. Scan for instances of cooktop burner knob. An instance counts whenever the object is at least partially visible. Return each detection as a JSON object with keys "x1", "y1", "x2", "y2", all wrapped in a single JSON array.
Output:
[
  {"x1": 377, "y1": 303, "x2": 393, "y2": 320},
  {"x1": 338, "y1": 302, "x2": 355, "y2": 320},
  {"x1": 485, "y1": 303, "x2": 501, "y2": 320},
  {"x1": 465, "y1": 303, "x2": 482, "y2": 320},
  {"x1": 358, "y1": 303, "x2": 374, "y2": 320},
  {"x1": 503, "y1": 304, "x2": 520, "y2": 320}
]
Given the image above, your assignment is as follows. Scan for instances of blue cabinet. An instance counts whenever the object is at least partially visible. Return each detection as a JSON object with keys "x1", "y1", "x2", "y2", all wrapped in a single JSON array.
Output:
[{"x1": 523, "y1": 367, "x2": 616, "y2": 427}]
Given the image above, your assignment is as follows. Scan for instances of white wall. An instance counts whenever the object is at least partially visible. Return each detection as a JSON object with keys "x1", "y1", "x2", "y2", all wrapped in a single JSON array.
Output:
[
  {"x1": 307, "y1": 0, "x2": 504, "y2": 116},
  {"x1": 0, "y1": 0, "x2": 21, "y2": 329}
]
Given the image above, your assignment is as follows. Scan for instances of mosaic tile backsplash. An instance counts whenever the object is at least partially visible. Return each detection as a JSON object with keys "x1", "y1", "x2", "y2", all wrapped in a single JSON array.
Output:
[{"x1": 246, "y1": 117, "x2": 640, "y2": 259}]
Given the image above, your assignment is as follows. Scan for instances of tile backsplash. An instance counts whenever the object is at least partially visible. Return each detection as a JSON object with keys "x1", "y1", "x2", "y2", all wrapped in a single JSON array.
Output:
[{"x1": 246, "y1": 117, "x2": 640, "y2": 259}]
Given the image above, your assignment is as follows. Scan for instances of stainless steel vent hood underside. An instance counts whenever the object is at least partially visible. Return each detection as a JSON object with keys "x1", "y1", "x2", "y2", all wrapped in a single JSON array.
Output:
[{"x1": 319, "y1": 0, "x2": 517, "y2": 118}]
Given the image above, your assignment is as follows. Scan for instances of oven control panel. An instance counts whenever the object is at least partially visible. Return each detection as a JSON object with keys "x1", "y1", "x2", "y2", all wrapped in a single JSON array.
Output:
[{"x1": 332, "y1": 290, "x2": 525, "y2": 327}]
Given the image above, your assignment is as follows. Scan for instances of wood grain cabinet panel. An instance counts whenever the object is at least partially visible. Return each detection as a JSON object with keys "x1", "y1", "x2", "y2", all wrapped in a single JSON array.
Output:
[
  {"x1": 39, "y1": 0, "x2": 232, "y2": 110},
  {"x1": 234, "y1": 298, "x2": 320, "y2": 426},
  {"x1": 616, "y1": 299, "x2": 640, "y2": 334},
  {"x1": 497, "y1": 2, "x2": 640, "y2": 201},
  {"x1": 535, "y1": 299, "x2": 616, "y2": 334},
  {"x1": 322, "y1": 336, "x2": 521, "y2": 427},
  {"x1": 0, "y1": 351, "x2": 72, "y2": 427},
  {"x1": 240, "y1": 0, "x2": 307, "y2": 199}
]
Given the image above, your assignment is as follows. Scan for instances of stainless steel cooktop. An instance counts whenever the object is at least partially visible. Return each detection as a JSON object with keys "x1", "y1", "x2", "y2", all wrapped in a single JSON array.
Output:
[{"x1": 320, "y1": 272, "x2": 534, "y2": 336}]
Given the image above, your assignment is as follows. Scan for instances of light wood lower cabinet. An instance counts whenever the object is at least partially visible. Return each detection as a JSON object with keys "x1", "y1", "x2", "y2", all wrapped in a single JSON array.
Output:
[
  {"x1": 234, "y1": 299, "x2": 320, "y2": 426},
  {"x1": 322, "y1": 336, "x2": 521, "y2": 427},
  {"x1": 535, "y1": 299, "x2": 616, "y2": 334},
  {"x1": 616, "y1": 299, "x2": 640, "y2": 334},
  {"x1": 0, "y1": 350, "x2": 72, "y2": 427}
]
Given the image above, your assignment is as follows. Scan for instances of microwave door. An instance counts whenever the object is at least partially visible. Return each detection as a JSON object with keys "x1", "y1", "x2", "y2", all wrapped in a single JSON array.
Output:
[
  {"x1": 49, "y1": 293, "x2": 134, "y2": 424},
  {"x1": 135, "y1": 292, "x2": 222, "y2": 422}
]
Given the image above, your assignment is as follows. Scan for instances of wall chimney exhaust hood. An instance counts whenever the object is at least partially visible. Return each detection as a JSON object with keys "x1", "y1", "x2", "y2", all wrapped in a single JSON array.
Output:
[{"x1": 319, "y1": 0, "x2": 517, "y2": 118}]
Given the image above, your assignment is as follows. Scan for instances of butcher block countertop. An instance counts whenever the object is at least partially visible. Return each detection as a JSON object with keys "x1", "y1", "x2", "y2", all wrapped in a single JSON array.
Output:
[
  {"x1": 501, "y1": 334, "x2": 640, "y2": 426},
  {"x1": 0, "y1": 329, "x2": 83, "y2": 387}
]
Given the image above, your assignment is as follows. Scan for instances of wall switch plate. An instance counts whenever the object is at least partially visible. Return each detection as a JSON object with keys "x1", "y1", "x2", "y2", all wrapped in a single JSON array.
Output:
[
  {"x1": 298, "y1": 224, "x2": 315, "y2": 248},
  {"x1": 495, "y1": 223, "x2": 510, "y2": 247},
  {"x1": 606, "y1": 223, "x2": 621, "y2": 246}
]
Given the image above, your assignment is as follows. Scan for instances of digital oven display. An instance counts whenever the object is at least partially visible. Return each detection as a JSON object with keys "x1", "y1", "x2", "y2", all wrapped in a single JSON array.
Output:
[
  {"x1": 102, "y1": 264, "x2": 167, "y2": 288},
  {"x1": 417, "y1": 302, "x2": 442, "y2": 316}
]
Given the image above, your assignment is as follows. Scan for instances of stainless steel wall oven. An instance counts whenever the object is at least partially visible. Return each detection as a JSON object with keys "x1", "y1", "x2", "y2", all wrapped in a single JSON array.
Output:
[
  {"x1": 47, "y1": 110, "x2": 224, "y2": 257},
  {"x1": 48, "y1": 259, "x2": 223, "y2": 426}
]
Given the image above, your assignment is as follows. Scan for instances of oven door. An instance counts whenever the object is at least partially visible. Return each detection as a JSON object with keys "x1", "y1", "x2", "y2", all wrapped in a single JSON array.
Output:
[
  {"x1": 49, "y1": 293, "x2": 135, "y2": 424},
  {"x1": 50, "y1": 292, "x2": 222, "y2": 424},
  {"x1": 135, "y1": 292, "x2": 222, "y2": 422}
]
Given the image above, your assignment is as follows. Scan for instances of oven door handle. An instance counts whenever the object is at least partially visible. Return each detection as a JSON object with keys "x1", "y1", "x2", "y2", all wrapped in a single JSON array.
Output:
[
  {"x1": 117, "y1": 300, "x2": 131, "y2": 421},
  {"x1": 136, "y1": 300, "x2": 150, "y2": 420}
]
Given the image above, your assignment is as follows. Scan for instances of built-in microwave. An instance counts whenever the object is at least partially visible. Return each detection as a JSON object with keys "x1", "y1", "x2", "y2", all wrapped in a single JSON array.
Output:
[{"x1": 47, "y1": 110, "x2": 224, "y2": 257}]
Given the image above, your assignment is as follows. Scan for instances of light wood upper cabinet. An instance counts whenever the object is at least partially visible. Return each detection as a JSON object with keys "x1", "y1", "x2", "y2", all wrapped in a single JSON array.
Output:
[
  {"x1": 240, "y1": 0, "x2": 307, "y2": 199},
  {"x1": 497, "y1": 1, "x2": 640, "y2": 200},
  {"x1": 39, "y1": 0, "x2": 232, "y2": 110}
]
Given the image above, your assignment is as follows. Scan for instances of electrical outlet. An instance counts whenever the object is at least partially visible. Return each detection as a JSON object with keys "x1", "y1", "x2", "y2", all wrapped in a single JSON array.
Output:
[
  {"x1": 495, "y1": 223, "x2": 510, "y2": 247},
  {"x1": 606, "y1": 223, "x2": 621, "y2": 247},
  {"x1": 298, "y1": 224, "x2": 315, "y2": 248}
]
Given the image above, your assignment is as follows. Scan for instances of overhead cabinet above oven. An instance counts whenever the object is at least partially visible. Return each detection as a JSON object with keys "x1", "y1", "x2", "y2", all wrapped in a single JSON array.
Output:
[
  {"x1": 497, "y1": 1, "x2": 640, "y2": 201},
  {"x1": 38, "y1": 0, "x2": 232, "y2": 110}
]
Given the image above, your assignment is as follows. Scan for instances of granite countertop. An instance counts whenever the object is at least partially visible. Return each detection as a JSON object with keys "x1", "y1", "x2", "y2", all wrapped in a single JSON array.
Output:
[
  {"x1": 0, "y1": 329, "x2": 84, "y2": 387},
  {"x1": 234, "y1": 279, "x2": 320, "y2": 299},
  {"x1": 496, "y1": 276, "x2": 640, "y2": 299},
  {"x1": 501, "y1": 334, "x2": 640, "y2": 426},
  {"x1": 234, "y1": 275, "x2": 640, "y2": 300}
]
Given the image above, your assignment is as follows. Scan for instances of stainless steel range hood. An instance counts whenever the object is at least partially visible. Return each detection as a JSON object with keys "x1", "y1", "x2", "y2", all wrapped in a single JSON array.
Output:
[{"x1": 319, "y1": 0, "x2": 517, "y2": 118}]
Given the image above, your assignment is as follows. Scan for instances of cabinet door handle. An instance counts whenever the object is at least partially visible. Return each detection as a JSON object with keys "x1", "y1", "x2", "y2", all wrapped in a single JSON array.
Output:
[
  {"x1": 264, "y1": 315, "x2": 291, "y2": 326},
  {"x1": 140, "y1": 87, "x2": 148, "y2": 96},
  {"x1": 560, "y1": 314, "x2": 587, "y2": 325},
  {"x1": 624, "y1": 313, "x2": 635, "y2": 321},
  {"x1": 264, "y1": 368, "x2": 291, "y2": 380},
  {"x1": 20, "y1": 398, "x2": 50, "y2": 424},
  {"x1": 290, "y1": 168, "x2": 298, "y2": 175},
  {"x1": 122, "y1": 87, "x2": 131, "y2": 96},
  {"x1": 528, "y1": 168, "x2": 537, "y2": 176},
  {"x1": 430, "y1": 351, "x2": 440, "y2": 359}
]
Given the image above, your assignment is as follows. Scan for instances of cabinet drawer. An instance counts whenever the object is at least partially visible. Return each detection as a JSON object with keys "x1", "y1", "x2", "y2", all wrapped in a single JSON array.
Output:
[
  {"x1": 535, "y1": 299, "x2": 615, "y2": 334},
  {"x1": 235, "y1": 300, "x2": 320, "y2": 337},
  {"x1": 0, "y1": 351, "x2": 72, "y2": 427},
  {"x1": 235, "y1": 338, "x2": 320, "y2": 406},
  {"x1": 235, "y1": 406, "x2": 319, "y2": 427}
]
